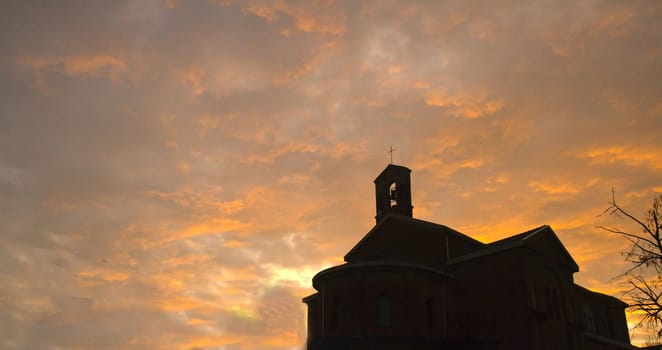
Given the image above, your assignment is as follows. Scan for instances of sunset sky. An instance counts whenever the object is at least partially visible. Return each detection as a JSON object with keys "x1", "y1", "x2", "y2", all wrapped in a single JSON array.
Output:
[{"x1": 1, "y1": 1, "x2": 661, "y2": 349}]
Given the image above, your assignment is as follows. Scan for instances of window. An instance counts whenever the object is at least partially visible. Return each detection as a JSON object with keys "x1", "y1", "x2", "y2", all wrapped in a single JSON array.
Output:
[{"x1": 378, "y1": 294, "x2": 391, "y2": 327}]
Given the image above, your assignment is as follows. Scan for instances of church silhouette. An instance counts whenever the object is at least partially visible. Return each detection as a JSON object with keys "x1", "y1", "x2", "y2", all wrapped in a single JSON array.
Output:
[{"x1": 303, "y1": 164, "x2": 634, "y2": 350}]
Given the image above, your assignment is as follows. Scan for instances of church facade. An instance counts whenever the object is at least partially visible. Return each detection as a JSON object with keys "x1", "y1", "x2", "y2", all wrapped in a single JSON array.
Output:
[{"x1": 303, "y1": 164, "x2": 635, "y2": 350}]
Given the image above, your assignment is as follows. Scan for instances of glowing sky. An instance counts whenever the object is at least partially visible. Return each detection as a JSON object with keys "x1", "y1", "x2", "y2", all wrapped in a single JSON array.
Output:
[{"x1": 1, "y1": 1, "x2": 661, "y2": 349}]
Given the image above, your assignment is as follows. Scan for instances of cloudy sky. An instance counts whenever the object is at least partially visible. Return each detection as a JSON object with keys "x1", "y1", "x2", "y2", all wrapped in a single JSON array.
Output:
[{"x1": 1, "y1": 0, "x2": 661, "y2": 349}]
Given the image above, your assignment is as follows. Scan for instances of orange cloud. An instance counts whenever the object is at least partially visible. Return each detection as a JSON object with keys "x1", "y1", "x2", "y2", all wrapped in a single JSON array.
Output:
[
  {"x1": 576, "y1": 146, "x2": 662, "y2": 170},
  {"x1": 76, "y1": 270, "x2": 130, "y2": 287},
  {"x1": 179, "y1": 334, "x2": 247, "y2": 349},
  {"x1": 527, "y1": 178, "x2": 600, "y2": 195},
  {"x1": 176, "y1": 62, "x2": 274, "y2": 97},
  {"x1": 18, "y1": 54, "x2": 127, "y2": 93},
  {"x1": 425, "y1": 88, "x2": 504, "y2": 118},
  {"x1": 143, "y1": 189, "x2": 246, "y2": 215},
  {"x1": 412, "y1": 155, "x2": 485, "y2": 181},
  {"x1": 649, "y1": 103, "x2": 662, "y2": 116},
  {"x1": 241, "y1": 142, "x2": 320, "y2": 164},
  {"x1": 325, "y1": 140, "x2": 370, "y2": 161},
  {"x1": 186, "y1": 317, "x2": 214, "y2": 326},
  {"x1": 30, "y1": 55, "x2": 124, "y2": 74},
  {"x1": 242, "y1": 1, "x2": 346, "y2": 35},
  {"x1": 264, "y1": 264, "x2": 323, "y2": 288},
  {"x1": 542, "y1": 6, "x2": 634, "y2": 57},
  {"x1": 274, "y1": 40, "x2": 340, "y2": 83},
  {"x1": 178, "y1": 67, "x2": 207, "y2": 95},
  {"x1": 177, "y1": 218, "x2": 253, "y2": 239},
  {"x1": 162, "y1": 254, "x2": 215, "y2": 268},
  {"x1": 457, "y1": 217, "x2": 533, "y2": 243},
  {"x1": 20, "y1": 55, "x2": 126, "y2": 78},
  {"x1": 568, "y1": 233, "x2": 625, "y2": 268},
  {"x1": 152, "y1": 296, "x2": 205, "y2": 312},
  {"x1": 588, "y1": 6, "x2": 634, "y2": 39},
  {"x1": 223, "y1": 239, "x2": 251, "y2": 248}
]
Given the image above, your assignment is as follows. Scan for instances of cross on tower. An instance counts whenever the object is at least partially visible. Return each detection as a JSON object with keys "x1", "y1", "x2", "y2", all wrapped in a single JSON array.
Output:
[{"x1": 388, "y1": 146, "x2": 395, "y2": 164}]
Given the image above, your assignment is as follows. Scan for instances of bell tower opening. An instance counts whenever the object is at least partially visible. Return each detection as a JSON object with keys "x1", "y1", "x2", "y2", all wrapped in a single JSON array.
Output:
[
  {"x1": 389, "y1": 182, "x2": 398, "y2": 207},
  {"x1": 374, "y1": 164, "x2": 413, "y2": 223}
]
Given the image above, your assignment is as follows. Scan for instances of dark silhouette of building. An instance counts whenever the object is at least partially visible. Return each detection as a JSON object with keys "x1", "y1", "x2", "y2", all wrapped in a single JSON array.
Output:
[{"x1": 303, "y1": 164, "x2": 635, "y2": 350}]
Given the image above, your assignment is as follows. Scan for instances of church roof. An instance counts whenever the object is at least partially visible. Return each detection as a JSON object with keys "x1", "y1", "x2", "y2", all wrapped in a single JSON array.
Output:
[
  {"x1": 574, "y1": 284, "x2": 628, "y2": 308},
  {"x1": 311, "y1": 260, "x2": 453, "y2": 290},
  {"x1": 449, "y1": 225, "x2": 579, "y2": 272},
  {"x1": 446, "y1": 225, "x2": 549, "y2": 264},
  {"x1": 374, "y1": 164, "x2": 411, "y2": 182},
  {"x1": 485, "y1": 224, "x2": 549, "y2": 245},
  {"x1": 344, "y1": 214, "x2": 579, "y2": 272},
  {"x1": 344, "y1": 213, "x2": 483, "y2": 263}
]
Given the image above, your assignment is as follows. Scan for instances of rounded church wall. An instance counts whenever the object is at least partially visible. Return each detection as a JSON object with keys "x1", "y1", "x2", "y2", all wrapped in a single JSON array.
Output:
[{"x1": 313, "y1": 262, "x2": 449, "y2": 337}]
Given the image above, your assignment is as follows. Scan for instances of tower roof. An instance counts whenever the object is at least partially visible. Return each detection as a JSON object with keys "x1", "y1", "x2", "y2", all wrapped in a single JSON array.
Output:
[{"x1": 374, "y1": 164, "x2": 411, "y2": 183}]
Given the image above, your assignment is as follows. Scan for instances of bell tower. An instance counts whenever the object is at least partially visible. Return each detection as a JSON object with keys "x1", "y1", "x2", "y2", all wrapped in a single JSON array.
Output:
[{"x1": 374, "y1": 164, "x2": 413, "y2": 223}]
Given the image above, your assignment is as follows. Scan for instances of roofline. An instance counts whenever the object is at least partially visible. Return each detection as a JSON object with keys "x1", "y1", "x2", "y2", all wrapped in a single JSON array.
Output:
[
  {"x1": 407, "y1": 216, "x2": 484, "y2": 245},
  {"x1": 574, "y1": 284, "x2": 629, "y2": 307},
  {"x1": 302, "y1": 292, "x2": 319, "y2": 304},
  {"x1": 312, "y1": 260, "x2": 453, "y2": 290},
  {"x1": 448, "y1": 240, "x2": 526, "y2": 265},
  {"x1": 448, "y1": 225, "x2": 579, "y2": 272},
  {"x1": 486, "y1": 225, "x2": 548, "y2": 246},
  {"x1": 540, "y1": 226, "x2": 579, "y2": 272},
  {"x1": 344, "y1": 214, "x2": 392, "y2": 261},
  {"x1": 344, "y1": 214, "x2": 484, "y2": 261},
  {"x1": 373, "y1": 164, "x2": 411, "y2": 182}
]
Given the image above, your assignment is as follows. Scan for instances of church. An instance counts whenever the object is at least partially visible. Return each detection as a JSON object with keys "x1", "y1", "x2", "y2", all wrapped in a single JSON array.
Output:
[{"x1": 303, "y1": 164, "x2": 635, "y2": 350}]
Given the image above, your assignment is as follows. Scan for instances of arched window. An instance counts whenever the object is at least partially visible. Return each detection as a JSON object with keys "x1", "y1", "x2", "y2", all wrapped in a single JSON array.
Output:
[
  {"x1": 378, "y1": 294, "x2": 391, "y2": 327},
  {"x1": 427, "y1": 297, "x2": 435, "y2": 330}
]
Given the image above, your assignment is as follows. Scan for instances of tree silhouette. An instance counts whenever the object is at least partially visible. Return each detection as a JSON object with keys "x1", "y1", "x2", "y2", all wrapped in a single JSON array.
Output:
[{"x1": 599, "y1": 191, "x2": 662, "y2": 336}]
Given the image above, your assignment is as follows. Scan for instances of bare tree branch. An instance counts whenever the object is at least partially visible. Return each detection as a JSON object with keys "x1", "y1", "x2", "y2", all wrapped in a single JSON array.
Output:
[{"x1": 598, "y1": 192, "x2": 662, "y2": 337}]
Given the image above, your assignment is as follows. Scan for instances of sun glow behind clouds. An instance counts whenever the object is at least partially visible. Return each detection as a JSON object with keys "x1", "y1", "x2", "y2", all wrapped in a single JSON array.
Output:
[
  {"x1": 0, "y1": 0, "x2": 661, "y2": 349},
  {"x1": 265, "y1": 263, "x2": 336, "y2": 288}
]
